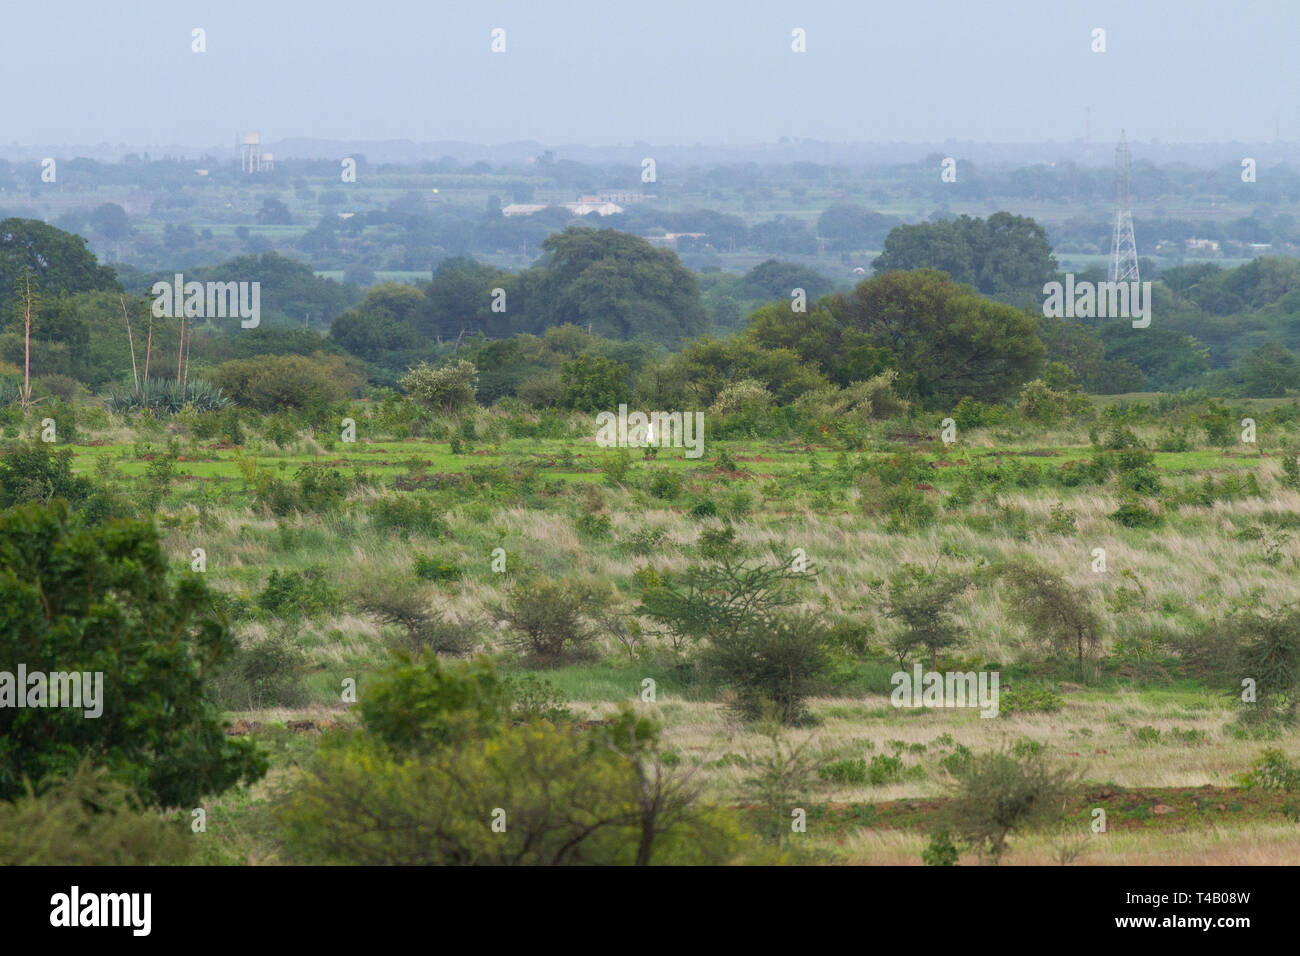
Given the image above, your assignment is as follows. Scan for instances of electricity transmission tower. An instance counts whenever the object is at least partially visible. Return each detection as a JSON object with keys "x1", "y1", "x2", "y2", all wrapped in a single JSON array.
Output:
[{"x1": 1108, "y1": 130, "x2": 1140, "y2": 283}]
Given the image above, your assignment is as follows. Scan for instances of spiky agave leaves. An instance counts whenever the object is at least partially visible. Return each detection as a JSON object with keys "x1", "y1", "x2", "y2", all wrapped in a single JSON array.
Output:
[{"x1": 108, "y1": 378, "x2": 232, "y2": 415}]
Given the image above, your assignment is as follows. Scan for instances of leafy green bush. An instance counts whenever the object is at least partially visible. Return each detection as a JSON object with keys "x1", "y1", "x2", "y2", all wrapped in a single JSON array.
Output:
[
  {"x1": 0, "y1": 440, "x2": 91, "y2": 508},
  {"x1": 648, "y1": 469, "x2": 684, "y2": 500},
  {"x1": 998, "y1": 686, "x2": 1065, "y2": 716},
  {"x1": 818, "y1": 758, "x2": 868, "y2": 784},
  {"x1": 413, "y1": 553, "x2": 462, "y2": 581},
  {"x1": 0, "y1": 500, "x2": 266, "y2": 807},
  {"x1": 940, "y1": 747, "x2": 1081, "y2": 864},
  {"x1": 867, "y1": 753, "x2": 905, "y2": 785},
  {"x1": 213, "y1": 630, "x2": 311, "y2": 710},
  {"x1": 700, "y1": 612, "x2": 830, "y2": 724},
  {"x1": 922, "y1": 828, "x2": 960, "y2": 866},
  {"x1": 371, "y1": 494, "x2": 449, "y2": 538},
  {"x1": 211, "y1": 352, "x2": 365, "y2": 410},
  {"x1": 257, "y1": 567, "x2": 342, "y2": 619},
  {"x1": 400, "y1": 359, "x2": 479, "y2": 411},
  {"x1": 278, "y1": 655, "x2": 747, "y2": 865},
  {"x1": 1109, "y1": 498, "x2": 1163, "y2": 528},
  {"x1": 497, "y1": 578, "x2": 608, "y2": 664},
  {"x1": 0, "y1": 763, "x2": 193, "y2": 865},
  {"x1": 575, "y1": 511, "x2": 613, "y2": 538}
]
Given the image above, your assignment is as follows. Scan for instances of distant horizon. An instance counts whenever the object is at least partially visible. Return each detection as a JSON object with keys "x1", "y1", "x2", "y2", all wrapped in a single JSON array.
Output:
[{"x1": 2, "y1": 136, "x2": 1298, "y2": 170}]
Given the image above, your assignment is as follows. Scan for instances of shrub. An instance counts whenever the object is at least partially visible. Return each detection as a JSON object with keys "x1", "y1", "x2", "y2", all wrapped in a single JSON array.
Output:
[
  {"x1": 257, "y1": 567, "x2": 342, "y2": 619},
  {"x1": 638, "y1": 554, "x2": 805, "y2": 647},
  {"x1": 210, "y1": 352, "x2": 364, "y2": 410},
  {"x1": 371, "y1": 494, "x2": 449, "y2": 538},
  {"x1": 559, "y1": 354, "x2": 630, "y2": 412},
  {"x1": 998, "y1": 686, "x2": 1064, "y2": 715},
  {"x1": 648, "y1": 469, "x2": 684, "y2": 500},
  {"x1": 503, "y1": 674, "x2": 575, "y2": 723},
  {"x1": 922, "y1": 829, "x2": 960, "y2": 866},
  {"x1": 688, "y1": 498, "x2": 718, "y2": 519},
  {"x1": 995, "y1": 560, "x2": 1101, "y2": 670},
  {"x1": 1235, "y1": 748, "x2": 1300, "y2": 791},
  {"x1": 413, "y1": 553, "x2": 462, "y2": 582},
  {"x1": 0, "y1": 763, "x2": 193, "y2": 865},
  {"x1": 497, "y1": 578, "x2": 607, "y2": 664},
  {"x1": 879, "y1": 564, "x2": 969, "y2": 668},
  {"x1": 709, "y1": 379, "x2": 772, "y2": 415},
  {"x1": 867, "y1": 753, "x2": 905, "y2": 785},
  {"x1": 400, "y1": 359, "x2": 479, "y2": 411},
  {"x1": 818, "y1": 758, "x2": 868, "y2": 784},
  {"x1": 699, "y1": 612, "x2": 830, "y2": 724},
  {"x1": 1109, "y1": 497, "x2": 1163, "y2": 528},
  {"x1": 1236, "y1": 607, "x2": 1300, "y2": 719},
  {"x1": 1046, "y1": 502, "x2": 1077, "y2": 534},
  {"x1": 602, "y1": 448, "x2": 633, "y2": 486},
  {"x1": 213, "y1": 630, "x2": 311, "y2": 710},
  {"x1": 575, "y1": 511, "x2": 613, "y2": 538},
  {"x1": 280, "y1": 655, "x2": 746, "y2": 864},
  {"x1": 941, "y1": 747, "x2": 1081, "y2": 864},
  {"x1": 621, "y1": 525, "x2": 667, "y2": 556},
  {"x1": 0, "y1": 440, "x2": 91, "y2": 508},
  {"x1": 108, "y1": 377, "x2": 232, "y2": 416},
  {"x1": 356, "y1": 580, "x2": 479, "y2": 656}
]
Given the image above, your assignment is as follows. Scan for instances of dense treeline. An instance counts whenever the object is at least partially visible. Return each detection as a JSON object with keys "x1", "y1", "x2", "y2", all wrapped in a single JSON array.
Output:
[{"x1": 9, "y1": 215, "x2": 1300, "y2": 411}]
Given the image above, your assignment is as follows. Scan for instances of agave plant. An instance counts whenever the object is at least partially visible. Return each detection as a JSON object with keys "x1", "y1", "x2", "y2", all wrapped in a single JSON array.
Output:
[{"x1": 108, "y1": 378, "x2": 232, "y2": 415}]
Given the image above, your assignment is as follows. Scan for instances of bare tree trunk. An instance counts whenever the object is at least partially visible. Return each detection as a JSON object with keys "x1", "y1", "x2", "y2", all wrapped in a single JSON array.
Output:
[
  {"x1": 176, "y1": 314, "x2": 185, "y2": 385},
  {"x1": 20, "y1": 270, "x2": 34, "y2": 408},
  {"x1": 121, "y1": 296, "x2": 139, "y2": 392},
  {"x1": 144, "y1": 314, "x2": 153, "y2": 385}
]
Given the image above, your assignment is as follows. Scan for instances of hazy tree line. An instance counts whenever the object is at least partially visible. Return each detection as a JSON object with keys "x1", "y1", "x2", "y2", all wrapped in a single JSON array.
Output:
[{"x1": 7, "y1": 214, "x2": 1300, "y2": 409}]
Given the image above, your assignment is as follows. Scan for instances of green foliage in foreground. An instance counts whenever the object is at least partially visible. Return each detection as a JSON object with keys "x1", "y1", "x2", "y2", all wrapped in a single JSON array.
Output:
[
  {"x1": 277, "y1": 653, "x2": 757, "y2": 865},
  {"x1": 0, "y1": 500, "x2": 267, "y2": 807},
  {"x1": 0, "y1": 762, "x2": 193, "y2": 865}
]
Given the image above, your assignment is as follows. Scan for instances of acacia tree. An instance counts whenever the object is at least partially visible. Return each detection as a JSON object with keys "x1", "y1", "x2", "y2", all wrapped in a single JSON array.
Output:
[
  {"x1": 943, "y1": 747, "x2": 1082, "y2": 865},
  {"x1": 879, "y1": 563, "x2": 970, "y2": 669},
  {"x1": 996, "y1": 560, "x2": 1101, "y2": 673}
]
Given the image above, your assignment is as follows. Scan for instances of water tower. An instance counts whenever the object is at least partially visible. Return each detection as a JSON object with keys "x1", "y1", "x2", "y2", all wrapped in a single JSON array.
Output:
[{"x1": 240, "y1": 131, "x2": 262, "y2": 173}]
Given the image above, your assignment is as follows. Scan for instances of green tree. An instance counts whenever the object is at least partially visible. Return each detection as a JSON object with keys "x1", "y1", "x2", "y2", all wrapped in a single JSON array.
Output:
[
  {"x1": 276, "y1": 654, "x2": 746, "y2": 865},
  {"x1": 535, "y1": 227, "x2": 708, "y2": 345},
  {"x1": 836, "y1": 269, "x2": 1045, "y2": 407},
  {"x1": 560, "y1": 353, "x2": 630, "y2": 411},
  {"x1": 879, "y1": 564, "x2": 970, "y2": 668},
  {"x1": 0, "y1": 219, "x2": 120, "y2": 319},
  {"x1": 0, "y1": 440, "x2": 92, "y2": 508},
  {"x1": 89, "y1": 203, "x2": 129, "y2": 240},
  {"x1": 257, "y1": 197, "x2": 292, "y2": 225},
  {"x1": 0, "y1": 500, "x2": 266, "y2": 807},
  {"x1": 872, "y1": 213, "x2": 1058, "y2": 303},
  {"x1": 996, "y1": 560, "x2": 1102, "y2": 671},
  {"x1": 942, "y1": 747, "x2": 1081, "y2": 864}
]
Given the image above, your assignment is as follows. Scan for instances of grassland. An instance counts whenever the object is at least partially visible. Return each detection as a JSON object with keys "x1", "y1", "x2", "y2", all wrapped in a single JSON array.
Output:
[{"x1": 34, "y1": 394, "x2": 1300, "y2": 865}]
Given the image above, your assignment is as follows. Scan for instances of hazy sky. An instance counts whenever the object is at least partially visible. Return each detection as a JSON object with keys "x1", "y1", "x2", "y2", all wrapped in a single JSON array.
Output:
[{"x1": 2, "y1": 0, "x2": 1297, "y2": 148}]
